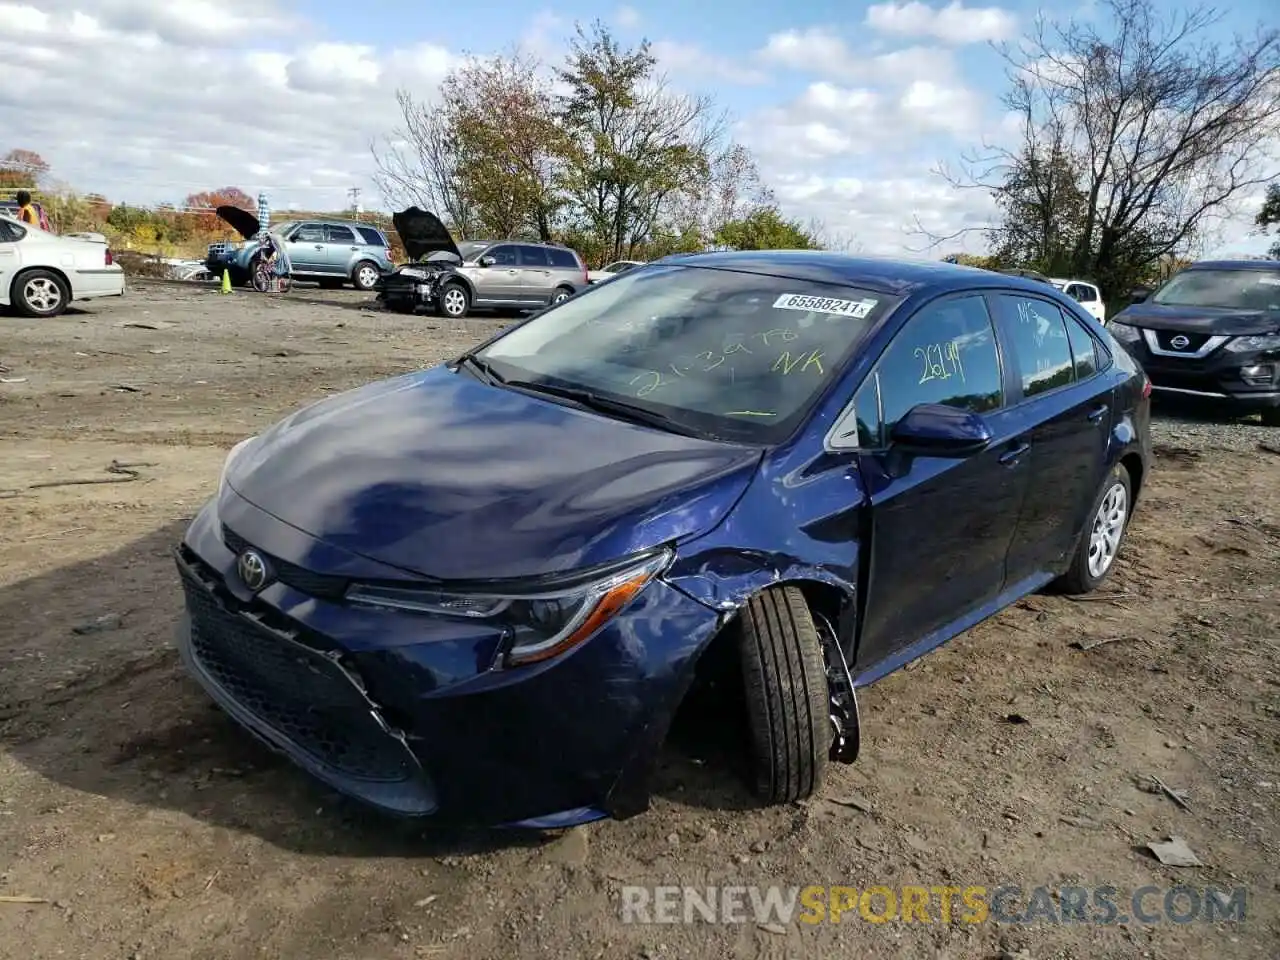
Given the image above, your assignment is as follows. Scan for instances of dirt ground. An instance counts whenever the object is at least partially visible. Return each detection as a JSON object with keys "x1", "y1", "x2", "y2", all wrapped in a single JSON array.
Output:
[{"x1": 1, "y1": 280, "x2": 1277, "y2": 960}]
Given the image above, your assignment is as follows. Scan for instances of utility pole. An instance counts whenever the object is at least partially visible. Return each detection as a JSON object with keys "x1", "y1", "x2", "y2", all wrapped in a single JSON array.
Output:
[{"x1": 348, "y1": 187, "x2": 362, "y2": 219}]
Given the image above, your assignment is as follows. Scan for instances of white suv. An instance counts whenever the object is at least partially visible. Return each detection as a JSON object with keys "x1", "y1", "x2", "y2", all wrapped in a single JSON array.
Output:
[{"x1": 1050, "y1": 278, "x2": 1106, "y2": 324}]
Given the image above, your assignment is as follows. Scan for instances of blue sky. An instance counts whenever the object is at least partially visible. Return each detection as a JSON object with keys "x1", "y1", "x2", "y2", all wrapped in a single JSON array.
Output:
[{"x1": 1, "y1": 0, "x2": 1276, "y2": 253}]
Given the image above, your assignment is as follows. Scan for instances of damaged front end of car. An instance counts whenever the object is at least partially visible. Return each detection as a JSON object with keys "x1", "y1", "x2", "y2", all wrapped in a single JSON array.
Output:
[{"x1": 376, "y1": 207, "x2": 464, "y2": 314}]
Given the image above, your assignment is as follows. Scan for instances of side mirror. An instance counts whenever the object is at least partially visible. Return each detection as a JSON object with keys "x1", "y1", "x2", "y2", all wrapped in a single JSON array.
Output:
[
  {"x1": 1129, "y1": 287, "x2": 1151, "y2": 304},
  {"x1": 890, "y1": 403, "x2": 993, "y2": 458},
  {"x1": 479, "y1": 255, "x2": 496, "y2": 267}
]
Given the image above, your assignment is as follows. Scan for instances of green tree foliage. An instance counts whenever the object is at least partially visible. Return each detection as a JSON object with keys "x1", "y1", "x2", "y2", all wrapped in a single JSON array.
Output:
[
  {"x1": 371, "y1": 20, "x2": 830, "y2": 264},
  {"x1": 714, "y1": 207, "x2": 820, "y2": 251},
  {"x1": 1256, "y1": 182, "x2": 1280, "y2": 258}
]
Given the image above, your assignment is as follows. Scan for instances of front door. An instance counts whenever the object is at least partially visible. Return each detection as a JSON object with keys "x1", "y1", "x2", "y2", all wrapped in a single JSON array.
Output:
[
  {"x1": 0, "y1": 219, "x2": 22, "y2": 297},
  {"x1": 991, "y1": 293, "x2": 1114, "y2": 580},
  {"x1": 473, "y1": 243, "x2": 522, "y2": 305},
  {"x1": 852, "y1": 293, "x2": 1031, "y2": 675},
  {"x1": 516, "y1": 244, "x2": 557, "y2": 305},
  {"x1": 284, "y1": 222, "x2": 327, "y2": 272}
]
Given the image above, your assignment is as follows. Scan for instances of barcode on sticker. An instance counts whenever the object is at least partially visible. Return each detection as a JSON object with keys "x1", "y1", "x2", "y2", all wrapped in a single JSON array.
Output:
[{"x1": 773, "y1": 293, "x2": 878, "y2": 318}]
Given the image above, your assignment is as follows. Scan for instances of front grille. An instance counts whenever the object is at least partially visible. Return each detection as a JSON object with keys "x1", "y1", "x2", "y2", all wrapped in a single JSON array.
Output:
[
  {"x1": 1154, "y1": 330, "x2": 1211, "y2": 352},
  {"x1": 180, "y1": 570, "x2": 416, "y2": 783},
  {"x1": 221, "y1": 524, "x2": 349, "y2": 600}
]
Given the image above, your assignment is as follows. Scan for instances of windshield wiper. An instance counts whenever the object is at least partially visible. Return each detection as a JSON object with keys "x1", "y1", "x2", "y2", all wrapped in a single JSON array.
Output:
[
  {"x1": 504, "y1": 379, "x2": 704, "y2": 437},
  {"x1": 455, "y1": 352, "x2": 505, "y2": 385}
]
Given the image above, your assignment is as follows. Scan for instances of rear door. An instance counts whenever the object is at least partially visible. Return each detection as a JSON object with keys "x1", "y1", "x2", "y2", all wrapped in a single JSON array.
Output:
[
  {"x1": 991, "y1": 293, "x2": 1114, "y2": 581},
  {"x1": 285, "y1": 222, "x2": 327, "y2": 272},
  {"x1": 323, "y1": 224, "x2": 360, "y2": 275},
  {"x1": 851, "y1": 293, "x2": 1032, "y2": 675},
  {"x1": 516, "y1": 244, "x2": 556, "y2": 304},
  {"x1": 547, "y1": 246, "x2": 584, "y2": 291}
]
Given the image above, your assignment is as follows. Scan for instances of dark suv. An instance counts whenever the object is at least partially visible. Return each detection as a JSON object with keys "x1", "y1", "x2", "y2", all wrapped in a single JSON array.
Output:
[{"x1": 1109, "y1": 259, "x2": 1280, "y2": 425}]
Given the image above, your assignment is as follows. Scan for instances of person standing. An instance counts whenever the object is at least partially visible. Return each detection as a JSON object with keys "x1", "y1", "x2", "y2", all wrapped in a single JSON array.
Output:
[{"x1": 14, "y1": 190, "x2": 38, "y2": 226}]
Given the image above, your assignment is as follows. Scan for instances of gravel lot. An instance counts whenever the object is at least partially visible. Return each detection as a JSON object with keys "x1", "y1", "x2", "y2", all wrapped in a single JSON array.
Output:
[{"x1": 1, "y1": 280, "x2": 1277, "y2": 959}]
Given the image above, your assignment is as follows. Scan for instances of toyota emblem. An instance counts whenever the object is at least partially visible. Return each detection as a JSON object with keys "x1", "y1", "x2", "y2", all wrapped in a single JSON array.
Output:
[
  {"x1": 1170, "y1": 334, "x2": 1191, "y2": 350},
  {"x1": 236, "y1": 549, "x2": 270, "y2": 592}
]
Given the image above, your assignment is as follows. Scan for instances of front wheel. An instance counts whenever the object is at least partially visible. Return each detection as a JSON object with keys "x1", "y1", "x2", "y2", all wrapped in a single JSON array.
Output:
[
  {"x1": 439, "y1": 281, "x2": 470, "y2": 318},
  {"x1": 1055, "y1": 463, "x2": 1133, "y2": 594},
  {"x1": 13, "y1": 269, "x2": 70, "y2": 317},
  {"x1": 739, "y1": 586, "x2": 830, "y2": 804}
]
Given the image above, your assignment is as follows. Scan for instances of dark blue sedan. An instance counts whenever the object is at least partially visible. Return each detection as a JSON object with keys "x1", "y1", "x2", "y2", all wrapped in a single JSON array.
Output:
[{"x1": 173, "y1": 252, "x2": 1152, "y2": 828}]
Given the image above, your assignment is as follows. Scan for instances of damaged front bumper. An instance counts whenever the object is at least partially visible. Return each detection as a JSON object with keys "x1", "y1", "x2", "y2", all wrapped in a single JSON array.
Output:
[
  {"x1": 173, "y1": 496, "x2": 723, "y2": 826},
  {"x1": 375, "y1": 268, "x2": 445, "y2": 311}
]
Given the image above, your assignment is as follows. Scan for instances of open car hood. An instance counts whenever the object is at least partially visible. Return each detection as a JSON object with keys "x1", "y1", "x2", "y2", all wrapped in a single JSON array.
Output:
[
  {"x1": 215, "y1": 205, "x2": 261, "y2": 241},
  {"x1": 393, "y1": 207, "x2": 460, "y2": 262}
]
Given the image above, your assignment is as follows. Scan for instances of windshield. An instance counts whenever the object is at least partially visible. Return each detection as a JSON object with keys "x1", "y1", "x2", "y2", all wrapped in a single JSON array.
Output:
[
  {"x1": 458, "y1": 241, "x2": 492, "y2": 261},
  {"x1": 474, "y1": 263, "x2": 899, "y2": 443},
  {"x1": 1151, "y1": 268, "x2": 1280, "y2": 311}
]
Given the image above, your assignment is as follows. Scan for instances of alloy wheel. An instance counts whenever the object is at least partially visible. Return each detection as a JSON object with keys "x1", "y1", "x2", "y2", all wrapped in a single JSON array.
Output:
[
  {"x1": 442, "y1": 288, "x2": 466, "y2": 316},
  {"x1": 23, "y1": 276, "x2": 62, "y2": 314},
  {"x1": 1087, "y1": 482, "x2": 1128, "y2": 578}
]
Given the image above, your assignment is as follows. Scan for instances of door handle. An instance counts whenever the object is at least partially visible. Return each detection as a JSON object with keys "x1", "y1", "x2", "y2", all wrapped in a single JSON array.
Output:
[
  {"x1": 350, "y1": 246, "x2": 359, "y2": 251},
  {"x1": 314, "y1": 244, "x2": 324, "y2": 250},
  {"x1": 1086, "y1": 405, "x2": 1108, "y2": 423},
  {"x1": 998, "y1": 441, "x2": 1031, "y2": 465}
]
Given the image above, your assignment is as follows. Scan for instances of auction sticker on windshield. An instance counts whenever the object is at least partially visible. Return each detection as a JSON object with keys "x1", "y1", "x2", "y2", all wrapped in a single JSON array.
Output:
[{"x1": 773, "y1": 293, "x2": 879, "y2": 318}]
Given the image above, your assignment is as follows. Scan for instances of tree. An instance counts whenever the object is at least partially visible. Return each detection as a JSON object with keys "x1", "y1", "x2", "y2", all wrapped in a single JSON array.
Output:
[
  {"x1": 928, "y1": 0, "x2": 1280, "y2": 299},
  {"x1": 371, "y1": 89, "x2": 476, "y2": 237},
  {"x1": 0, "y1": 148, "x2": 49, "y2": 189},
  {"x1": 183, "y1": 187, "x2": 255, "y2": 233},
  {"x1": 713, "y1": 206, "x2": 820, "y2": 251},
  {"x1": 555, "y1": 21, "x2": 722, "y2": 262},
  {"x1": 1256, "y1": 183, "x2": 1280, "y2": 258},
  {"x1": 445, "y1": 49, "x2": 572, "y2": 241}
]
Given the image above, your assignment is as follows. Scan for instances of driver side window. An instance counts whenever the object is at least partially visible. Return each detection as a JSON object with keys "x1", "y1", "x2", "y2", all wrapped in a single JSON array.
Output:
[
  {"x1": 854, "y1": 294, "x2": 1004, "y2": 448},
  {"x1": 293, "y1": 224, "x2": 325, "y2": 243},
  {"x1": 486, "y1": 245, "x2": 518, "y2": 266}
]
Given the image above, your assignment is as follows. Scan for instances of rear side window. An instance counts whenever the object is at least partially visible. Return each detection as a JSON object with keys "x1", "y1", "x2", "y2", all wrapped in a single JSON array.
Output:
[
  {"x1": 356, "y1": 226, "x2": 385, "y2": 246},
  {"x1": 1000, "y1": 295, "x2": 1075, "y2": 398},
  {"x1": 1063, "y1": 312, "x2": 1100, "y2": 380},
  {"x1": 855, "y1": 294, "x2": 1004, "y2": 447},
  {"x1": 547, "y1": 247, "x2": 580, "y2": 269},
  {"x1": 518, "y1": 245, "x2": 550, "y2": 266},
  {"x1": 325, "y1": 224, "x2": 357, "y2": 243}
]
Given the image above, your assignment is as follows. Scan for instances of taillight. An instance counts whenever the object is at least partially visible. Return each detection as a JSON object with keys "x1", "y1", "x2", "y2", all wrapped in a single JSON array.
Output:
[
  {"x1": 1141, "y1": 376, "x2": 1151, "y2": 399},
  {"x1": 105, "y1": 247, "x2": 113, "y2": 266}
]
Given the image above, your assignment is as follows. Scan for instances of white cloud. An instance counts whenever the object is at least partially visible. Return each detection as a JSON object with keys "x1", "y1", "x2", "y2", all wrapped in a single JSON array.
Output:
[
  {"x1": 651, "y1": 40, "x2": 770, "y2": 86},
  {"x1": 865, "y1": 1, "x2": 1018, "y2": 45},
  {"x1": 615, "y1": 5, "x2": 640, "y2": 29},
  {"x1": 759, "y1": 27, "x2": 959, "y2": 85}
]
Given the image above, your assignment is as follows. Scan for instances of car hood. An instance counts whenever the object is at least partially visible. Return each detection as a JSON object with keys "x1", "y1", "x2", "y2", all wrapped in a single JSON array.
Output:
[
  {"x1": 1114, "y1": 302, "x2": 1280, "y2": 335},
  {"x1": 215, "y1": 205, "x2": 261, "y2": 241},
  {"x1": 392, "y1": 207, "x2": 461, "y2": 263},
  {"x1": 225, "y1": 366, "x2": 762, "y2": 581}
]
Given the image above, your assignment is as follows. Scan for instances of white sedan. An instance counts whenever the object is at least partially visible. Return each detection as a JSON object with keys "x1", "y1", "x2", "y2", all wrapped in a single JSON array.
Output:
[
  {"x1": 587, "y1": 259, "x2": 645, "y2": 284},
  {"x1": 0, "y1": 213, "x2": 125, "y2": 318}
]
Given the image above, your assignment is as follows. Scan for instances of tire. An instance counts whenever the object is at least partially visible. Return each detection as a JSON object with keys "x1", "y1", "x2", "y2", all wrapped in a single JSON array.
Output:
[
  {"x1": 439, "y1": 281, "x2": 470, "y2": 319},
  {"x1": 551, "y1": 285, "x2": 574, "y2": 305},
  {"x1": 1054, "y1": 463, "x2": 1133, "y2": 594},
  {"x1": 738, "y1": 586, "x2": 830, "y2": 804},
  {"x1": 13, "y1": 269, "x2": 70, "y2": 318},
  {"x1": 352, "y1": 260, "x2": 381, "y2": 291},
  {"x1": 1260, "y1": 406, "x2": 1280, "y2": 427}
]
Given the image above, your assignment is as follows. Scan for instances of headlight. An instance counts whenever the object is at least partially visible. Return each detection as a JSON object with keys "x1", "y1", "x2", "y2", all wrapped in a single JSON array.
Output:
[
  {"x1": 346, "y1": 548, "x2": 673, "y2": 667},
  {"x1": 1109, "y1": 321, "x2": 1140, "y2": 343},
  {"x1": 218, "y1": 435, "x2": 257, "y2": 498},
  {"x1": 1225, "y1": 333, "x2": 1280, "y2": 352}
]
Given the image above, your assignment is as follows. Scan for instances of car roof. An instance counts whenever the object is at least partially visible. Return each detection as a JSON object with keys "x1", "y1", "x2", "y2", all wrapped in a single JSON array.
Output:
[
  {"x1": 1183, "y1": 259, "x2": 1280, "y2": 271},
  {"x1": 659, "y1": 250, "x2": 1064, "y2": 298}
]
